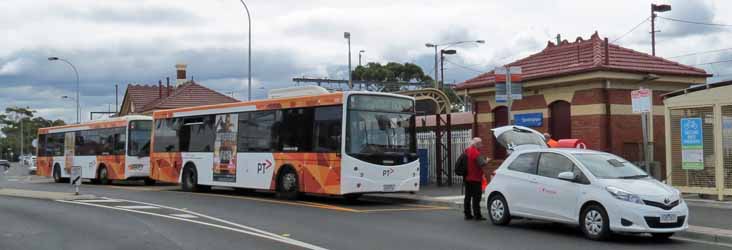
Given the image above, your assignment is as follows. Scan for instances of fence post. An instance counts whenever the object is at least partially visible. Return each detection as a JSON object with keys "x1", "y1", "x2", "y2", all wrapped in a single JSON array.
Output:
[
  {"x1": 713, "y1": 104, "x2": 725, "y2": 201},
  {"x1": 436, "y1": 114, "x2": 443, "y2": 186},
  {"x1": 447, "y1": 114, "x2": 453, "y2": 187}
]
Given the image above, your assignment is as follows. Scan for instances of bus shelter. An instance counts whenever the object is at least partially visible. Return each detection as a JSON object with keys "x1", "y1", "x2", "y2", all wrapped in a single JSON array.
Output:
[{"x1": 664, "y1": 81, "x2": 732, "y2": 201}]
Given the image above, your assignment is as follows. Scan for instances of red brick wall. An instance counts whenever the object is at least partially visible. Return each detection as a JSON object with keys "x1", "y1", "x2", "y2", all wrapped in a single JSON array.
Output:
[
  {"x1": 572, "y1": 115, "x2": 608, "y2": 151},
  {"x1": 572, "y1": 88, "x2": 606, "y2": 105}
]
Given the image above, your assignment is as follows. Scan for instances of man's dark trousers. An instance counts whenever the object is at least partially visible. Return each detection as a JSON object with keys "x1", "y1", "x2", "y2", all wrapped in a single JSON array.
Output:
[{"x1": 464, "y1": 180, "x2": 482, "y2": 218}]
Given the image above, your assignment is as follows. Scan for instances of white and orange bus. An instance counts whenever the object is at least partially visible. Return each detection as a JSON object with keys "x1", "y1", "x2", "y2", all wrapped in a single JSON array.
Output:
[
  {"x1": 150, "y1": 87, "x2": 419, "y2": 199},
  {"x1": 36, "y1": 115, "x2": 155, "y2": 185}
]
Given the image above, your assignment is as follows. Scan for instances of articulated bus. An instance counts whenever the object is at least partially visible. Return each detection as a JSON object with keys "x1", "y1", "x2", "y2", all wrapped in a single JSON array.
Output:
[
  {"x1": 150, "y1": 88, "x2": 419, "y2": 199},
  {"x1": 36, "y1": 115, "x2": 155, "y2": 185}
]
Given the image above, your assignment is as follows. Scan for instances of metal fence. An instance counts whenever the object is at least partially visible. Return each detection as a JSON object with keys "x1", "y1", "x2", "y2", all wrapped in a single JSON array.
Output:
[{"x1": 417, "y1": 128, "x2": 472, "y2": 186}]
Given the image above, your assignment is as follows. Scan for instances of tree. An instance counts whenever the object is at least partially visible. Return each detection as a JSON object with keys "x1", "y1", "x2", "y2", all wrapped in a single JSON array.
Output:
[
  {"x1": 0, "y1": 107, "x2": 65, "y2": 161},
  {"x1": 352, "y1": 62, "x2": 434, "y2": 92}
]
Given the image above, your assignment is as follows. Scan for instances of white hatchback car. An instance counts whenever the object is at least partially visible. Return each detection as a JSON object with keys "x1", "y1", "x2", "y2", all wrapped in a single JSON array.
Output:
[{"x1": 486, "y1": 126, "x2": 688, "y2": 240}]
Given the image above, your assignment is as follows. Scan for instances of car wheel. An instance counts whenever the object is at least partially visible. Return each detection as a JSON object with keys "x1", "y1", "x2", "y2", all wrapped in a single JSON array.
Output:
[
  {"x1": 488, "y1": 194, "x2": 511, "y2": 225},
  {"x1": 98, "y1": 166, "x2": 110, "y2": 185},
  {"x1": 53, "y1": 165, "x2": 62, "y2": 183},
  {"x1": 276, "y1": 168, "x2": 299, "y2": 200},
  {"x1": 581, "y1": 204, "x2": 611, "y2": 241},
  {"x1": 651, "y1": 233, "x2": 674, "y2": 241}
]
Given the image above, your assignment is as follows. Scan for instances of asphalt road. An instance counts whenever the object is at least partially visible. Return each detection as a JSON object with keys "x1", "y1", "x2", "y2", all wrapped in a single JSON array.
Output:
[{"x1": 1, "y1": 163, "x2": 731, "y2": 250}]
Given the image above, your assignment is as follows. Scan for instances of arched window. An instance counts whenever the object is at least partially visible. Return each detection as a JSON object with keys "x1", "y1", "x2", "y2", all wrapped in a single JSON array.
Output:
[
  {"x1": 549, "y1": 100, "x2": 571, "y2": 140},
  {"x1": 493, "y1": 106, "x2": 508, "y2": 159}
]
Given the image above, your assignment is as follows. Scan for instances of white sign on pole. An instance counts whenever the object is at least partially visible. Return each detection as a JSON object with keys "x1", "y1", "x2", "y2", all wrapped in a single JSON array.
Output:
[
  {"x1": 495, "y1": 67, "x2": 523, "y2": 102},
  {"x1": 70, "y1": 165, "x2": 82, "y2": 195},
  {"x1": 631, "y1": 89, "x2": 652, "y2": 113}
]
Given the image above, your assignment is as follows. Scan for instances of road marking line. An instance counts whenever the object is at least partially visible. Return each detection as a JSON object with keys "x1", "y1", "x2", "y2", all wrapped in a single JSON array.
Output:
[
  {"x1": 673, "y1": 236, "x2": 732, "y2": 248},
  {"x1": 171, "y1": 191, "x2": 361, "y2": 213},
  {"x1": 58, "y1": 200, "x2": 326, "y2": 250},
  {"x1": 170, "y1": 213, "x2": 199, "y2": 219},
  {"x1": 115, "y1": 205, "x2": 160, "y2": 209},
  {"x1": 77, "y1": 199, "x2": 122, "y2": 203},
  {"x1": 105, "y1": 197, "x2": 327, "y2": 250}
]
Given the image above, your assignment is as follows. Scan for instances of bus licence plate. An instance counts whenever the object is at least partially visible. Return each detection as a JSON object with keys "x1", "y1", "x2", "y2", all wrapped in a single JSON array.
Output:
[
  {"x1": 660, "y1": 214, "x2": 677, "y2": 223},
  {"x1": 383, "y1": 184, "x2": 395, "y2": 192}
]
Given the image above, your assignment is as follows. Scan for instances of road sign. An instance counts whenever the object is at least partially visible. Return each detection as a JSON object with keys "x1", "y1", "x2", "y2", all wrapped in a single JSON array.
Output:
[
  {"x1": 70, "y1": 165, "x2": 82, "y2": 194},
  {"x1": 495, "y1": 67, "x2": 523, "y2": 103},
  {"x1": 680, "y1": 118, "x2": 704, "y2": 170},
  {"x1": 631, "y1": 89, "x2": 652, "y2": 113},
  {"x1": 514, "y1": 113, "x2": 543, "y2": 127}
]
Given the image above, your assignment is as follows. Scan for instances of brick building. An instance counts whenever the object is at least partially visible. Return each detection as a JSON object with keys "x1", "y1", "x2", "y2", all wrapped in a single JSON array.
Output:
[
  {"x1": 454, "y1": 32, "x2": 710, "y2": 177},
  {"x1": 118, "y1": 64, "x2": 239, "y2": 116}
]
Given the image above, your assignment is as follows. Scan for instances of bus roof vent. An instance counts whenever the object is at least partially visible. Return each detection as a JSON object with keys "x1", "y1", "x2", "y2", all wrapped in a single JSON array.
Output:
[{"x1": 267, "y1": 86, "x2": 330, "y2": 99}]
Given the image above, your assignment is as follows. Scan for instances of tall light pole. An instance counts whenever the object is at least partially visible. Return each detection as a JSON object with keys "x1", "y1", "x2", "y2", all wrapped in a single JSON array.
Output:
[
  {"x1": 239, "y1": 0, "x2": 252, "y2": 101},
  {"x1": 48, "y1": 57, "x2": 80, "y2": 123},
  {"x1": 425, "y1": 40, "x2": 485, "y2": 88},
  {"x1": 358, "y1": 50, "x2": 365, "y2": 67},
  {"x1": 440, "y1": 49, "x2": 457, "y2": 89},
  {"x1": 651, "y1": 3, "x2": 671, "y2": 56},
  {"x1": 344, "y1": 32, "x2": 352, "y2": 89}
]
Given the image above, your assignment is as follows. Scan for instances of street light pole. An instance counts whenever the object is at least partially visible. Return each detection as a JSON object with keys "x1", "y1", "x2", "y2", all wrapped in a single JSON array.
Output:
[
  {"x1": 650, "y1": 3, "x2": 671, "y2": 56},
  {"x1": 358, "y1": 50, "x2": 365, "y2": 67},
  {"x1": 440, "y1": 49, "x2": 457, "y2": 89},
  {"x1": 239, "y1": 0, "x2": 252, "y2": 101},
  {"x1": 48, "y1": 57, "x2": 80, "y2": 123},
  {"x1": 344, "y1": 32, "x2": 352, "y2": 89},
  {"x1": 426, "y1": 40, "x2": 485, "y2": 89}
]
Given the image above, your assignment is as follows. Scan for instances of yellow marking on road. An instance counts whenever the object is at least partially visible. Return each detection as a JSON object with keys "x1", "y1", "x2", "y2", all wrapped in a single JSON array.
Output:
[
  {"x1": 102, "y1": 185, "x2": 179, "y2": 192},
  {"x1": 171, "y1": 191, "x2": 362, "y2": 213},
  {"x1": 357, "y1": 206, "x2": 451, "y2": 213}
]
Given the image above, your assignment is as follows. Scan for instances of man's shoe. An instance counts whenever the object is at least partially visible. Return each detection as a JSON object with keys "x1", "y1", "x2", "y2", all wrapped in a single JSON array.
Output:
[
  {"x1": 464, "y1": 215, "x2": 474, "y2": 220},
  {"x1": 474, "y1": 216, "x2": 487, "y2": 221}
]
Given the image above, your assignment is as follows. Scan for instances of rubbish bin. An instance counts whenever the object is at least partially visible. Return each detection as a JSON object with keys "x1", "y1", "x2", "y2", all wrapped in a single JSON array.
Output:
[{"x1": 418, "y1": 149, "x2": 429, "y2": 185}]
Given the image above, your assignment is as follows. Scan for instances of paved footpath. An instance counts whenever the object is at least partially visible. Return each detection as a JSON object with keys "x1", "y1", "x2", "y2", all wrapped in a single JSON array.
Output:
[{"x1": 366, "y1": 184, "x2": 732, "y2": 245}]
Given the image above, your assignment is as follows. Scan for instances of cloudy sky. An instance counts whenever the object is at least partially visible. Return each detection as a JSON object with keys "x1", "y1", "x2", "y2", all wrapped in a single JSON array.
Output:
[{"x1": 1, "y1": 0, "x2": 731, "y2": 123}]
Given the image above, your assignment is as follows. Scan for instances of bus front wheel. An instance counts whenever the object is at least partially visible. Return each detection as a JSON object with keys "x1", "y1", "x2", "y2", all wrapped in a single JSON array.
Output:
[
  {"x1": 97, "y1": 166, "x2": 111, "y2": 185},
  {"x1": 276, "y1": 167, "x2": 299, "y2": 200}
]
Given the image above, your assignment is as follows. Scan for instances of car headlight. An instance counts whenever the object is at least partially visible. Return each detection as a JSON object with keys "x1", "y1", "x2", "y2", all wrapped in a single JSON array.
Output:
[{"x1": 606, "y1": 186, "x2": 644, "y2": 205}]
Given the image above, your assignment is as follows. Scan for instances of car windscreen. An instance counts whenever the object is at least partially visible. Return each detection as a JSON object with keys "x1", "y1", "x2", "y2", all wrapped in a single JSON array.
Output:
[{"x1": 573, "y1": 153, "x2": 648, "y2": 179}]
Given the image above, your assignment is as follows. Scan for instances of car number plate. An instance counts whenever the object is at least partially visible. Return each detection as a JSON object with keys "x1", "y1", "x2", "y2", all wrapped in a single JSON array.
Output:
[
  {"x1": 383, "y1": 184, "x2": 395, "y2": 192},
  {"x1": 660, "y1": 213, "x2": 677, "y2": 223}
]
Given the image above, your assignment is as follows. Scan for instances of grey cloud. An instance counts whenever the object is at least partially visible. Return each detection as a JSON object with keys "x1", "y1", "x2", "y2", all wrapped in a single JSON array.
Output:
[
  {"x1": 656, "y1": 0, "x2": 722, "y2": 38},
  {"x1": 59, "y1": 5, "x2": 204, "y2": 25}
]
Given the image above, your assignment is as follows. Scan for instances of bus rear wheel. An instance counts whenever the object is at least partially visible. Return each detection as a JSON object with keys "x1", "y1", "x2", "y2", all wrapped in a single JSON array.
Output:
[
  {"x1": 182, "y1": 165, "x2": 209, "y2": 192},
  {"x1": 276, "y1": 168, "x2": 299, "y2": 200},
  {"x1": 53, "y1": 165, "x2": 63, "y2": 183}
]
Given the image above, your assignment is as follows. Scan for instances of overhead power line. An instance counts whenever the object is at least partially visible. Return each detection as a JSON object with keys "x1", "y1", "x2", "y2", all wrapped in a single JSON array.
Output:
[
  {"x1": 692, "y1": 59, "x2": 732, "y2": 66},
  {"x1": 658, "y1": 16, "x2": 732, "y2": 27},
  {"x1": 444, "y1": 59, "x2": 487, "y2": 74},
  {"x1": 611, "y1": 16, "x2": 650, "y2": 44},
  {"x1": 668, "y1": 47, "x2": 732, "y2": 59}
]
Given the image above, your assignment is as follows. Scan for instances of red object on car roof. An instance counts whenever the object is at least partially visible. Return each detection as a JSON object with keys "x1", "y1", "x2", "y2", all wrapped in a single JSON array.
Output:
[{"x1": 555, "y1": 139, "x2": 587, "y2": 149}]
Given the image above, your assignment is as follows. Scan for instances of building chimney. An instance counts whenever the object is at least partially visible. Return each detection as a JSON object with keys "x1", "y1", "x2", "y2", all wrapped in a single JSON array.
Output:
[
  {"x1": 166, "y1": 77, "x2": 171, "y2": 96},
  {"x1": 158, "y1": 80, "x2": 162, "y2": 98},
  {"x1": 175, "y1": 64, "x2": 187, "y2": 86},
  {"x1": 604, "y1": 38, "x2": 610, "y2": 65}
]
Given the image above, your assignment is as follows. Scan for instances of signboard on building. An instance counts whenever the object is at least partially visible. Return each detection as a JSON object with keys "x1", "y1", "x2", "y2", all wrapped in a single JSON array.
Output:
[
  {"x1": 631, "y1": 89, "x2": 652, "y2": 113},
  {"x1": 495, "y1": 66, "x2": 523, "y2": 103},
  {"x1": 680, "y1": 118, "x2": 704, "y2": 170},
  {"x1": 514, "y1": 113, "x2": 543, "y2": 127}
]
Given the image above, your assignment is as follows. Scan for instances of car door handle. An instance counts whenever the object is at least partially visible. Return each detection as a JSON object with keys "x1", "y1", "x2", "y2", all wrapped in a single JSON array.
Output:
[{"x1": 529, "y1": 180, "x2": 538, "y2": 184}]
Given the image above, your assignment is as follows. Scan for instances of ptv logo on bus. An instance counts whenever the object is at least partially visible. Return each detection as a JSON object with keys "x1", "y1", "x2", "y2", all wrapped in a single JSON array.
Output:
[
  {"x1": 257, "y1": 160, "x2": 272, "y2": 174},
  {"x1": 382, "y1": 168, "x2": 395, "y2": 177}
]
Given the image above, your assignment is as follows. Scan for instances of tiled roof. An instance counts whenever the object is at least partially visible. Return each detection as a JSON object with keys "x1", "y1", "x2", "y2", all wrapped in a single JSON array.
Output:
[
  {"x1": 455, "y1": 32, "x2": 710, "y2": 90},
  {"x1": 140, "y1": 81, "x2": 239, "y2": 112},
  {"x1": 125, "y1": 84, "x2": 175, "y2": 111}
]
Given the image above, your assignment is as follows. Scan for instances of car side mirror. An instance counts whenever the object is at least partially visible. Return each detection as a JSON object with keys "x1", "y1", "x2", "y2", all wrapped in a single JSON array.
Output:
[{"x1": 558, "y1": 171, "x2": 576, "y2": 181}]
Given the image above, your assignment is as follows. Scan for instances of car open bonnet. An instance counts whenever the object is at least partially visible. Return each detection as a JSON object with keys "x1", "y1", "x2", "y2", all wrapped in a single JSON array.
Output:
[{"x1": 491, "y1": 125, "x2": 548, "y2": 154}]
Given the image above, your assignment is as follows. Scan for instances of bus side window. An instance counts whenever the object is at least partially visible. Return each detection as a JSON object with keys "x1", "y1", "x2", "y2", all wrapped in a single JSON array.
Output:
[{"x1": 313, "y1": 106, "x2": 342, "y2": 153}]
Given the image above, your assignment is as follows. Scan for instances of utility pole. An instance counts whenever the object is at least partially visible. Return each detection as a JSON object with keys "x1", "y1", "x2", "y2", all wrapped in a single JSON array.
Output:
[{"x1": 344, "y1": 32, "x2": 352, "y2": 89}]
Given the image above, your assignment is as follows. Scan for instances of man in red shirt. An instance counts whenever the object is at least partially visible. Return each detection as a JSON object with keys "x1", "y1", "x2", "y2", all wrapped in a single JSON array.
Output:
[{"x1": 464, "y1": 137, "x2": 489, "y2": 220}]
